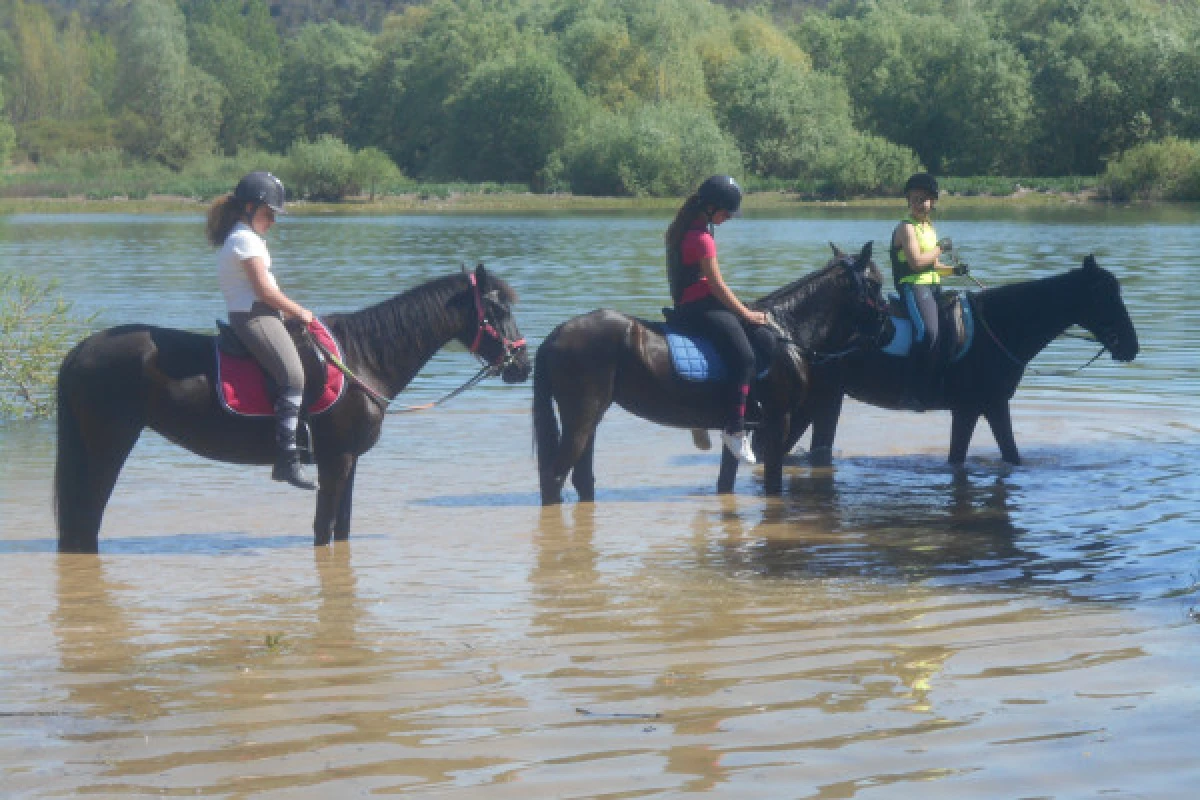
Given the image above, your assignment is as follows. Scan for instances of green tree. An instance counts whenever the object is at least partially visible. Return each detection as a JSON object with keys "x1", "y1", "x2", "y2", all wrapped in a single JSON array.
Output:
[
  {"x1": 554, "y1": 101, "x2": 742, "y2": 196},
  {"x1": 799, "y1": 1, "x2": 1034, "y2": 175},
  {"x1": 270, "y1": 21, "x2": 377, "y2": 150},
  {"x1": 440, "y1": 51, "x2": 587, "y2": 183},
  {"x1": 0, "y1": 85, "x2": 15, "y2": 163},
  {"x1": 709, "y1": 52, "x2": 856, "y2": 179},
  {"x1": 186, "y1": 0, "x2": 281, "y2": 154},
  {"x1": 360, "y1": 0, "x2": 543, "y2": 177},
  {"x1": 114, "y1": 0, "x2": 222, "y2": 167}
]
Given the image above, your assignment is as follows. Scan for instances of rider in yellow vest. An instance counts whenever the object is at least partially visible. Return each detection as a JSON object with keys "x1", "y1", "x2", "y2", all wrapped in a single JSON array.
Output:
[{"x1": 890, "y1": 173, "x2": 955, "y2": 406}]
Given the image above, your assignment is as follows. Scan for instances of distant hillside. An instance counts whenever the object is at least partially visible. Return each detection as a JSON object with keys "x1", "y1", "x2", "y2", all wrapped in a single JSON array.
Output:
[{"x1": 34, "y1": 0, "x2": 826, "y2": 33}]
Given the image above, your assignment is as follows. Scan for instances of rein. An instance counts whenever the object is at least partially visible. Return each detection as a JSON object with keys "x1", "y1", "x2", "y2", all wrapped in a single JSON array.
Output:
[
  {"x1": 972, "y1": 294, "x2": 1107, "y2": 377},
  {"x1": 306, "y1": 273, "x2": 525, "y2": 415}
]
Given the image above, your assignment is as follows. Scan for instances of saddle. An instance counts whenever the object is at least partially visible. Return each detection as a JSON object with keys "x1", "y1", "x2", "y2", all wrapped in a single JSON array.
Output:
[
  {"x1": 214, "y1": 317, "x2": 347, "y2": 417},
  {"x1": 653, "y1": 310, "x2": 775, "y2": 383},
  {"x1": 878, "y1": 289, "x2": 975, "y2": 364}
]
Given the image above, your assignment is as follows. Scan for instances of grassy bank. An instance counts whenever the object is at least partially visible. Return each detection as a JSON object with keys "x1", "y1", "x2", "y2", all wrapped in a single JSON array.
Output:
[{"x1": 0, "y1": 187, "x2": 1106, "y2": 216}]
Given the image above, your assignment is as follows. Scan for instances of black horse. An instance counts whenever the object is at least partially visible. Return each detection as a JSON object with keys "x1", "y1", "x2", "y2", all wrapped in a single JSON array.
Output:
[
  {"x1": 55, "y1": 265, "x2": 530, "y2": 553},
  {"x1": 533, "y1": 243, "x2": 891, "y2": 504},
  {"x1": 779, "y1": 254, "x2": 1139, "y2": 467}
]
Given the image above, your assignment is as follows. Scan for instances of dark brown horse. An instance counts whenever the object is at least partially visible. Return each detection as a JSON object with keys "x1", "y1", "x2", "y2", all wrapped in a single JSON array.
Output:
[
  {"x1": 778, "y1": 254, "x2": 1139, "y2": 466},
  {"x1": 55, "y1": 265, "x2": 530, "y2": 553},
  {"x1": 533, "y1": 244, "x2": 892, "y2": 503}
]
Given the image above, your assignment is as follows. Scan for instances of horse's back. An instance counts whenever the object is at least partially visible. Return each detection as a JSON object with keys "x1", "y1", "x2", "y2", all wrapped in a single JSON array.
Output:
[{"x1": 61, "y1": 324, "x2": 214, "y2": 398}]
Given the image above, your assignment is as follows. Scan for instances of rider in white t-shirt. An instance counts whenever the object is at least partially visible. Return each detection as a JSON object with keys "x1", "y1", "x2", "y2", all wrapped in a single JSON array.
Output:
[{"x1": 206, "y1": 171, "x2": 316, "y2": 490}]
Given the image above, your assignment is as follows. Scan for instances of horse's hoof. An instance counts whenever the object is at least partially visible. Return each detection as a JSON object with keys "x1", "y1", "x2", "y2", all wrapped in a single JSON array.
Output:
[{"x1": 690, "y1": 428, "x2": 712, "y2": 450}]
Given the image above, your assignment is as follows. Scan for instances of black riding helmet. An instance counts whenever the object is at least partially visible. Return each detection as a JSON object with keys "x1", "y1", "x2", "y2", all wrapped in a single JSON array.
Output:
[
  {"x1": 696, "y1": 174, "x2": 743, "y2": 216},
  {"x1": 234, "y1": 171, "x2": 286, "y2": 215},
  {"x1": 903, "y1": 172, "x2": 939, "y2": 199}
]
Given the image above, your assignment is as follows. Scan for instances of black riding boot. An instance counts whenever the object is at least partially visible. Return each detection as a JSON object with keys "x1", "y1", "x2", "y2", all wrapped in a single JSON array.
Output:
[{"x1": 272, "y1": 399, "x2": 317, "y2": 490}]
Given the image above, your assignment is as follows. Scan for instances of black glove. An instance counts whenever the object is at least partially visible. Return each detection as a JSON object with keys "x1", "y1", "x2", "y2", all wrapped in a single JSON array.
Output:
[{"x1": 953, "y1": 262, "x2": 970, "y2": 276}]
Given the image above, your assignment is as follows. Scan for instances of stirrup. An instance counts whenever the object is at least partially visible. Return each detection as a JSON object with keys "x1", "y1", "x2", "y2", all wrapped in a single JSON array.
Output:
[{"x1": 721, "y1": 431, "x2": 757, "y2": 465}]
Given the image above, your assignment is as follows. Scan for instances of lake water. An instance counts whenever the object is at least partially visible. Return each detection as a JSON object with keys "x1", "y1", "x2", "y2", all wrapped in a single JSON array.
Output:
[{"x1": 1, "y1": 208, "x2": 1198, "y2": 798}]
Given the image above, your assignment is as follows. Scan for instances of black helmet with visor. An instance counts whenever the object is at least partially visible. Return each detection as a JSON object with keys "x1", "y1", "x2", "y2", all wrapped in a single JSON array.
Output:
[
  {"x1": 903, "y1": 172, "x2": 939, "y2": 199},
  {"x1": 234, "y1": 171, "x2": 286, "y2": 216},
  {"x1": 696, "y1": 174, "x2": 743, "y2": 216}
]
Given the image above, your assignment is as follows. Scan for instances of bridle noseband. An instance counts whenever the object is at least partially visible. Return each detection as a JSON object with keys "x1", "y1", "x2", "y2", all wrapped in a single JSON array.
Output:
[{"x1": 467, "y1": 271, "x2": 526, "y2": 372}]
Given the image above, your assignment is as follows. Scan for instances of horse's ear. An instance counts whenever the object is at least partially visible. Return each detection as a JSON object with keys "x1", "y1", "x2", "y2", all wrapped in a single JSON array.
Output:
[
  {"x1": 830, "y1": 242, "x2": 845, "y2": 259},
  {"x1": 474, "y1": 262, "x2": 488, "y2": 287},
  {"x1": 857, "y1": 240, "x2": 874, "y2": 265},
  {"x1": 1083, "y1": 254, "x2": 1098, "y2": 271}
]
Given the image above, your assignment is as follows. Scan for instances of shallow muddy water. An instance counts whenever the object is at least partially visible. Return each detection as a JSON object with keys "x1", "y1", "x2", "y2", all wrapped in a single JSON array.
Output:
[{"x1": 1, "y1": 209, "x2": 1198, "y2": 797}]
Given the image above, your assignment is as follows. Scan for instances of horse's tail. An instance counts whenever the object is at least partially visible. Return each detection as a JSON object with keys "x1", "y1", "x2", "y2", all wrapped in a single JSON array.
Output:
[
  {"x1": 54, "y1": 346, "x2": 89, "y2": 548},
  {"x1": 532, "y1": 336, "x2": 560, "y2": 475}
]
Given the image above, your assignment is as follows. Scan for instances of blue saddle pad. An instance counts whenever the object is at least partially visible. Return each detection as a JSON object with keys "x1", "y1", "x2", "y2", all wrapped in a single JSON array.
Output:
[
  {"x1": 666, "y1": 328, "x2": 728, "y2": 382},
  {"x1": 664, "y1": 326, "x2": 773, "y2": 383}
]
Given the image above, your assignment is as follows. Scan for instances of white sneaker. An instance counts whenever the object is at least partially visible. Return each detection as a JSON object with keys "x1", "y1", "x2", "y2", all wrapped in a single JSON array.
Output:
[{"x1": 721, "y1": 431, "x2": 757, "y2": 465}]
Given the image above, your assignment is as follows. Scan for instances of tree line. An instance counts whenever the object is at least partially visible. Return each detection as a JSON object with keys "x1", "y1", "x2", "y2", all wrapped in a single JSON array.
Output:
[{"x1": 2, "y1": 0, "x2": 1199, "y2": 198}]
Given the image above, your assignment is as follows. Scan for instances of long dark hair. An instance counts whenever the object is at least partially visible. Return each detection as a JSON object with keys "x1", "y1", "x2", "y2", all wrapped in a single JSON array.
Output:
[
  {"x1": 664, "y1": 192, "x2": 712, "y2": 302},
  {"x1": 206, "y1": 193, "x2": 246, "y2": 247}
]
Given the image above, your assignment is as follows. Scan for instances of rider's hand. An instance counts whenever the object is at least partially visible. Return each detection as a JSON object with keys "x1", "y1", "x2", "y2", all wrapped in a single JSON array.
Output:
[
  {"x1": 745, "y1": 310, "x2": 768, "y2": 326},
  {"x1": 954, "y1": 262, "x2": 970, "y2": 276},
  {"x1": 297, "y1": 307, "x2": 315, "y2": 325}
]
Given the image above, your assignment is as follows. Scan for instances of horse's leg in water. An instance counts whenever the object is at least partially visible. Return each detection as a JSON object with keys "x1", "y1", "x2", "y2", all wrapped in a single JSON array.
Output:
[
  {"x1": 555, "y1": 394, "x2": 608, "y2": 503},
  {"x1": 58, "y1": 405, "x2": 143, "y2": 553},
  {"x1": 313, "y1": 452, "x2": 357, "y2": 546},
  {"x1": 571, "y1": 432, "x2": 598, "y2": 503},
  {"x1": 983, "y1": 401, "x2": 1021, "y2": 465},
  {"x1": 948, "y1": 407, "x2": 981, "y2": 465},
  {"x1": 807, "y1": 383, "x2": 844, "y2": 468},
  {"x1": 332, "y1": 457, "x2": 358, "y2": 542},
  {"x1": 716, "y1": 447, "x2": 739, "y2": 494},
  {"x1": 758, "y1": 410, "x2": 789, "y2": 496}
]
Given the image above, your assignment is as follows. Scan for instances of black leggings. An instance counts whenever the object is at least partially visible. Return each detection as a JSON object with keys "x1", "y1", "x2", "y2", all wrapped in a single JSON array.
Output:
[{"x1": 672, "y1": 297, "x2": 773, "y2": 432}]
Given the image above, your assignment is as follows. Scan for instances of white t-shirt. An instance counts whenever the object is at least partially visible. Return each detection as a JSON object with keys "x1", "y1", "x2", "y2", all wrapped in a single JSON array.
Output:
[{"x1": 217, "y1": 222, "x2": 279, "y2": 313}]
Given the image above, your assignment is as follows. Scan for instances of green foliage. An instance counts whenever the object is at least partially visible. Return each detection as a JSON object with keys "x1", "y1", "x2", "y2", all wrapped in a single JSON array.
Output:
[
  {"x1": 0, "y1": 86, "x2": 15, "y2": 164},
  {"x1": 819, "y1": 132, "x2": 923, "y2": 198},
  {"x1": 0, "y1": 275, "x2": 96, "y2": 419},
  {"x1": 270, "y1": 21, "x2": 377, "y2": 150},
  {"x1": 284, "y1": 134, "x2": 403, "y2": 200},
  {"x1": 440, "y1": 51, "x2": 587, "y2": 184},
  {"x1": 709, "y1": 52, "x2": 855, "y2": 180},
  {"x1": 187, "y1": 0, "x2": 282, "y2": 154},
  {"x1": 810, "y1": 1, "x2": 1034, "y2": 175},
  {"x1": 114, "y1": 0, "x2": 222, "y2": 167},
  {"x1": 352, "y1": 146, "x2": 403, "y2": 199},
  {"x1": 552, "y1": 101, "x2": 742, "y2": 197},
  {"x1": 1101, "y1": 138, "x2": 1200, "y2": 202}
]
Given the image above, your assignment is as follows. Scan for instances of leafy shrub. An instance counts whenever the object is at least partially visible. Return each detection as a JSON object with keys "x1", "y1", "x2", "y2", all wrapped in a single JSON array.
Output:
[
  {"x1": 1101, "y1": 138, "x2": 1200, "y2": 201},
  {"x1": 0, "y1": 276, "x2": 96, "y2": 419},
  {"x1": 440, "y1": 52, "x2": 587, "y2": 184},
  {"x1": 284, "y1": 135, "x2": 358, "y2": 200},
  {"x1": 819, "y1": 133, "x2": 923, "y2": 198},
  {"x1": 553, "y1": 102, "x2": 743, "y2": 197}
]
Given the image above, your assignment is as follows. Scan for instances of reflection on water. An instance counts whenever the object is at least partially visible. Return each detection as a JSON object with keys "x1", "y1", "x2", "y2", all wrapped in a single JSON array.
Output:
[{"x1": 2, "y1": 211, "x2": 1199, "y2": 796}]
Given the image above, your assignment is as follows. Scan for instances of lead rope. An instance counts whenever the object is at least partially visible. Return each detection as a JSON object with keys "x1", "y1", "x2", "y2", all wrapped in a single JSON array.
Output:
[{"x1": 305, "y1": 331, "x2": 497, "y2": 415}]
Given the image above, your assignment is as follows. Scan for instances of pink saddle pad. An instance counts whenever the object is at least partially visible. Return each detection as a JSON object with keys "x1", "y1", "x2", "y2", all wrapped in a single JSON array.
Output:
[{"x1": 216, "y1": 317, "x2": 346, "y2": 417}]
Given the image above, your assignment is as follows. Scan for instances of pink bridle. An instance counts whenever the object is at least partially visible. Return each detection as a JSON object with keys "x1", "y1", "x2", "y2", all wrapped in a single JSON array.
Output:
[{"x1": 467, "y1": 271, "x2": 526, "y2": 368}]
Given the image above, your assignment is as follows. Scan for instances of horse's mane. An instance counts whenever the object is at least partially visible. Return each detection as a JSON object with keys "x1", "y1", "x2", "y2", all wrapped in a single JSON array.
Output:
[
  {"x1": 752, "y1": 258, "x2": 846, "y2": 322},
  {"x1": 331, "y1": 271, "x2": 515, "y2": 373}
]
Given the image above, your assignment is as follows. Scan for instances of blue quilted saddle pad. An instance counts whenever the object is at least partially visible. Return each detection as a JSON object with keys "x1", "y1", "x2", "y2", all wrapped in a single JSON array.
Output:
[{"x1": 665, "y1": 327, "x2": 729, "y2": 382}]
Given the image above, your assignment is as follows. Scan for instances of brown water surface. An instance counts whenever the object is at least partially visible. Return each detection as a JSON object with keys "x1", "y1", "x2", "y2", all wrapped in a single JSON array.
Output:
[{"x1": 1, "y1": 211, "x2": 1198, "y2": 797}]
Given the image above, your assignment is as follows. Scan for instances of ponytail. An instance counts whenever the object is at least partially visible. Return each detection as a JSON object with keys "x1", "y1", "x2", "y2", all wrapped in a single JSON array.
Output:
[{"x1": 206, "y1": 193, "x2": 244, "y2": 247}]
